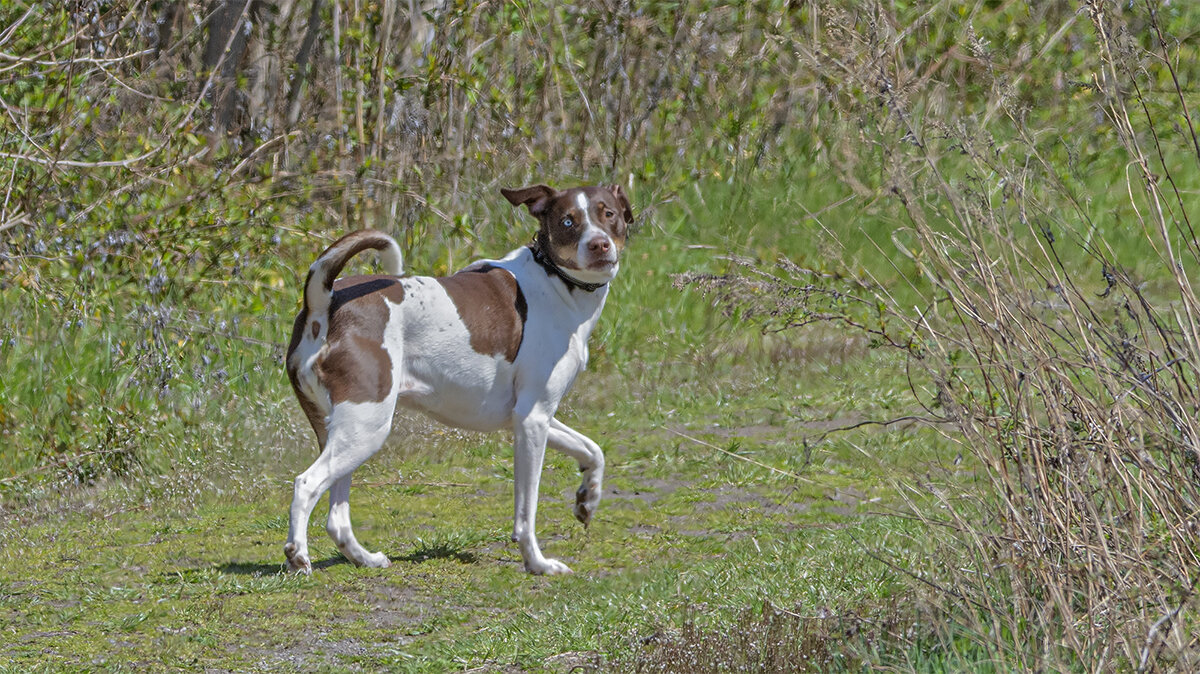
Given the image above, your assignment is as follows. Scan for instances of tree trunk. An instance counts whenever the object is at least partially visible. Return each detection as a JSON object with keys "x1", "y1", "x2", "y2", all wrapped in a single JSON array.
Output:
[
  {"x1": 154, "y1": 1, "x2": 183, "y2": 60},
  {"x1": 204, "y1": 0, "x2": 254, "y2": 138},
  {"x1": 251, "y1": 0, "x2": 299, "y2": 134},
  {"x1": 286, "y1": 0, "x2": 324, "y2": 128}
]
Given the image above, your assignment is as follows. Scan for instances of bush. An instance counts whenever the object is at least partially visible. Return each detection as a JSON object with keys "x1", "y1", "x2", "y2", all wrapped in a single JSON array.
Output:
[{"x1": 679, "y1": 2, "x2": 1200, "y2": 669}]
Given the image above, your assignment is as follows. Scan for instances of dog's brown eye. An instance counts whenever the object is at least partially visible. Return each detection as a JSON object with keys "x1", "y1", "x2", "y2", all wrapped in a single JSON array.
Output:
[{"x1": 604, "y1": 210, "x2": 615, "y2": 219}]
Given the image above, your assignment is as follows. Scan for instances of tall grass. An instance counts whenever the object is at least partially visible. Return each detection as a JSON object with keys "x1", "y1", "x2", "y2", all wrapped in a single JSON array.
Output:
[{"x1": 680, "y1": 2, "x2": 1200, "y2": 669}]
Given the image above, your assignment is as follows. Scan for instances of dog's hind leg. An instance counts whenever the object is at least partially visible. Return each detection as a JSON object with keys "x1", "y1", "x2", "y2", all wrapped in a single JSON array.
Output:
[
  {"x1": 547, "y1": 418, "x2": 605, "y2": 528},
  {"x1": 326, "y1": 474, "x2": 390, "y2": 568},
  {"x1": 284, "y1": 398, "x2": 395, "y2": 574}
]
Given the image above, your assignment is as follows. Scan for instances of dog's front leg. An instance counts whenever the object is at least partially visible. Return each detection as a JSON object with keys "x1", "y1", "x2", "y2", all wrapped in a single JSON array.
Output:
[
  {"x1": 512, "y1": 409, "x2": 572, "y2": 575},
  {"x1": 547, "y1": 418, "x2": 605, "y2": 528}
]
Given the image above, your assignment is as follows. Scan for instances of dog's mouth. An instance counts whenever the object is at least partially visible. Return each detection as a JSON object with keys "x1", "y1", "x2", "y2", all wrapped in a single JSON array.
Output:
[{"x1": 586, "y1": 259, "x2": 617, "y2": 271}]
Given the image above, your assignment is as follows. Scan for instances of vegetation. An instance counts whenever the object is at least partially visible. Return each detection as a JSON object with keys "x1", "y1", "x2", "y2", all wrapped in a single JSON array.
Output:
[{"x1": 2, "y1": 0, "x2": 1199, "y2": 670}]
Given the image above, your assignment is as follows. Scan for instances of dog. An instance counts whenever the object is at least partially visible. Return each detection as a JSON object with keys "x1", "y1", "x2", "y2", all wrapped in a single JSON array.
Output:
[{"x1": 283, "y1": 183, "x2": 632, "y2": 575}]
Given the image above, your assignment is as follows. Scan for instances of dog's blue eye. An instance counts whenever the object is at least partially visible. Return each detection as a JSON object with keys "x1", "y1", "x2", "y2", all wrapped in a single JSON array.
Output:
[{"x1": 562, "y1": 217, "x2": 574, "y2": 228}]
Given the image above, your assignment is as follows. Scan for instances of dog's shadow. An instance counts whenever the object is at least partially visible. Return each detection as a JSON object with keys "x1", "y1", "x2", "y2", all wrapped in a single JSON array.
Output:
[
  {"x1": 217, "y1": 556, "x2": 350, "y2": 576},
  {"x1": 216, "y1": 542, "x2": 477, "y2": 576}
]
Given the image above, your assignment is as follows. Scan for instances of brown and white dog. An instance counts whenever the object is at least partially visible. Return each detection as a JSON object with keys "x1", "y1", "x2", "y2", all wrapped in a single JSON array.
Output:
[{"x1": 283, "y1": 184, "x2": 632, "y2": 575}]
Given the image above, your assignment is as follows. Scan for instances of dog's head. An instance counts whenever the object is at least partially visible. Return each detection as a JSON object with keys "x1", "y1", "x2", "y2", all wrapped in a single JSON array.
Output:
[{"x1": 502, "y1": 183, "x2": 633, "y2": 287}]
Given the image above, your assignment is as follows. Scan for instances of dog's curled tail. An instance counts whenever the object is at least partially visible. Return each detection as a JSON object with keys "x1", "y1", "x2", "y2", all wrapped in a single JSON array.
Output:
[{"x1": 304, "y1": 229, "x2": 403, "y2": 320}]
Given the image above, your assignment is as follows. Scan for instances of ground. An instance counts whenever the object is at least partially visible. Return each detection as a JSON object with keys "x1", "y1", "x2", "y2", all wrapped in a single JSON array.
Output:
[{"x1": 0, "y1": 339, "x2": 951, "y2": 671}]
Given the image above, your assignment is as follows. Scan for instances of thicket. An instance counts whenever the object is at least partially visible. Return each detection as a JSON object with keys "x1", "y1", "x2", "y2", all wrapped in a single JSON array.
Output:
[
  {"x1": 677, "y1": 1, "x2": 1200, "y2": 670},
  {"x1": 0, "y1": 0, "x2": 804, "y2": 495}
]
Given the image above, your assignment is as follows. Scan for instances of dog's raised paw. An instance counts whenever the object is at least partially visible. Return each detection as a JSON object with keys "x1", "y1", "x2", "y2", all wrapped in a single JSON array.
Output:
[{"x1": 574, "y1": 485, "x2": 599, "y2": 527}]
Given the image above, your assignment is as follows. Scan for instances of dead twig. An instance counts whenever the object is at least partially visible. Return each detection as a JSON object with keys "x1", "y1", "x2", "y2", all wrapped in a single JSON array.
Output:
[{"x1": 667, "y1": 428, "x2": 815, "y2": 484}]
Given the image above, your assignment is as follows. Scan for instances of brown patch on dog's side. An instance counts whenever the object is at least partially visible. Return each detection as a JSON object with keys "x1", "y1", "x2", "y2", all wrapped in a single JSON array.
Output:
[
  {"x1": 317, "y1": 275, "x2": 405, "y2": 405},
  {"x1": 287, "y1": 275, "x2": 406, "y2": 415},
  {"x1": 437, "y1": 266, "x2": 527, "y2": 362},
  {"x1": 286, "y1": 308, "x2": 329, "y2": 448}
]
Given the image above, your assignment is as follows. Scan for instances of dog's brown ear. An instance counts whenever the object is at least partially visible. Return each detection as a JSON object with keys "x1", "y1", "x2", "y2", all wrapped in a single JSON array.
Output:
[
  {"x1": 502, "y1": 185, "x2": 556, "y2": 217},
  {"x1": 607, "y1": 184, "x2": 633, "y2": 224}
]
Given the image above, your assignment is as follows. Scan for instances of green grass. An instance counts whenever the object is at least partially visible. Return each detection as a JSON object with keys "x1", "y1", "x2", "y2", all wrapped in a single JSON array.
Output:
[
  {"x1": 0, "y1": 149, "x2": 1183, "y2": 668},
  {"x1": 0, "y1": 150, "x2": 1106, "y2": 669},
  {"x1": 0, "y1": 268, "x2": 956, "y2": 670}
]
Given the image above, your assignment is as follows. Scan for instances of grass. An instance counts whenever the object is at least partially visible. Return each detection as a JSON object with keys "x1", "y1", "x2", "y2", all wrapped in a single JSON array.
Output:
[
  {"x1": 0, "y1": 183, "x2": 947, "y2": 667},
  {"x1": 0, "y1": 334, "x2": 949, "y2": 670},
  {"x1": 2, "y1": 164, "x2": 951, "y2": 669}
]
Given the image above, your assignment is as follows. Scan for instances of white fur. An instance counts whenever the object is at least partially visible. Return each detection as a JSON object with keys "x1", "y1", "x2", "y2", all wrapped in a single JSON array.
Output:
[
  {"x1": 392, "y1": 277, "x2": 520, "y2": 430},
  {"x1": 292, "y1": 333, "x2": 332, "y2": 418},
  {"x1": 561, "y1": 259, "x2": 619, "y2": 286},
  {"x1": 285, "y1": 396, "x2": 398, "y2": 571},
  {"x1": 378, "y1": 240, "x2": 404, "y2": 276},
  {"x1": 285, "y1": 241, "x2": 611, "y2": 576},
  {"x1": 575, "y1": 192, "x2": 594, "y2": 228}
]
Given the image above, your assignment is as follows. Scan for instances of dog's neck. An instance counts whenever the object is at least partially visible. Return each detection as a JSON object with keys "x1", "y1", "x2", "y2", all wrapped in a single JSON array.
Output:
[{"x1": 528, "y1": 238, "x2": 608, "y2": 293}]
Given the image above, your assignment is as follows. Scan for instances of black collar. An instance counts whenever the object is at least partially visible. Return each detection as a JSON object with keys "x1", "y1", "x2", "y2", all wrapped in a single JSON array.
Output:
[{"x1": 528, "y1": 242, "x2": 608, "y2": 293}]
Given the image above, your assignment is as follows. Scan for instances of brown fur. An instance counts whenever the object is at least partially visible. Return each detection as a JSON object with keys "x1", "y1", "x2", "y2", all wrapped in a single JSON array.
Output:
[
  {"x1": 306, "y1": 231, "x2": 397, "y2": 309},
  {"x1": 319, "y1": 276, "x2": 405, "y2": 405},
  {"x1": 286, "y1": 265, "x2": 529, "y2": 444},
  {"x1": 438, "y1": 266, "x2": 528, "y2": 362},
  {"x1": 286, "y1": 310, "x2": 327, "y2": 447},
  {"x1": 286, "y1": 276, "x2": 407, "y2": 442}
]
